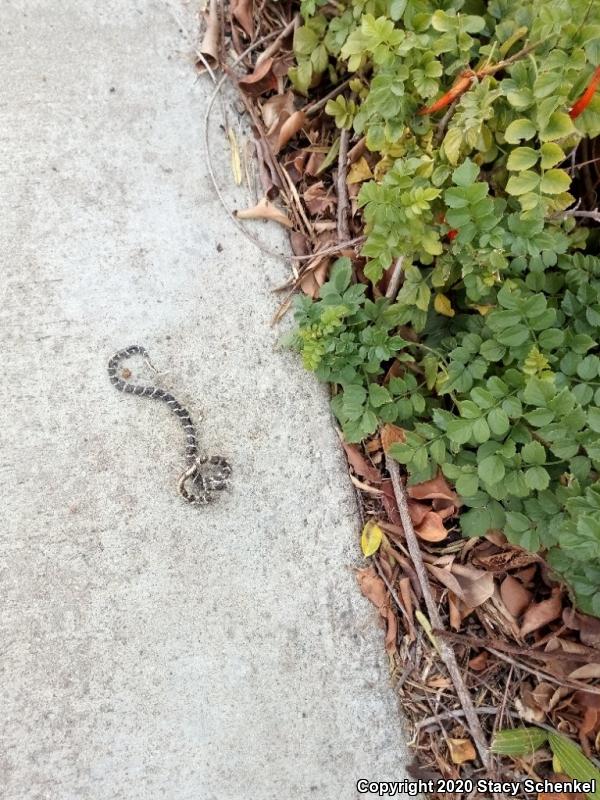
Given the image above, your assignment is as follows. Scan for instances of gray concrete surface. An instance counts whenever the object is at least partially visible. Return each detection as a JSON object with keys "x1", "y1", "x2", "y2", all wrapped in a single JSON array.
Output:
[{"x1": 0, "y1": 2, "x2": 413, "y2": 798}]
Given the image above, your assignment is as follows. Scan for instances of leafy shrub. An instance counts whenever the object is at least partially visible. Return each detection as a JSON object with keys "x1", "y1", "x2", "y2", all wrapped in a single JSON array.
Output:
[{"x1": 288, "y1": 0, "x2": 600, "y2": 615}]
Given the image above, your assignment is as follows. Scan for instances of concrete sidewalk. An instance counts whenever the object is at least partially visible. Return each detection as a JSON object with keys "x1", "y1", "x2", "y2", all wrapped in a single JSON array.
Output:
[{"x1": 0, "y1": 2, "x2": 412, "y2": 798}]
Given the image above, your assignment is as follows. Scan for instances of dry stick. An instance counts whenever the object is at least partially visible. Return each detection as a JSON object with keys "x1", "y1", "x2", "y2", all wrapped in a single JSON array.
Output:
[
  {"x1": 385, "y1": 457, "x2": 491, "y2": 770},
  {"x1": 385, "y1": 256, "x2": 404, "y2": 300},
  {"x1": 337, "y1": 128, "x2": 351, "y2": 243},
  {"x1": 255, "y1": 15, "x2": 297, "y2": 65}
]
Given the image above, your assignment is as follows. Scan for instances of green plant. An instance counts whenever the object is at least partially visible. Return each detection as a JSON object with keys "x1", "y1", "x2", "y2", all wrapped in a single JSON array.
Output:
[{"x1": 289, "y1": 0, "x2": 600, "y2": 616}]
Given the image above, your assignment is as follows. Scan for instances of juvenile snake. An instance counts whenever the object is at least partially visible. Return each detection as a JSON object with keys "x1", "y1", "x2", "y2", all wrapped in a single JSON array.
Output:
[{"x1": 108, "y1": 345, "x2": 231, "y2": 505}]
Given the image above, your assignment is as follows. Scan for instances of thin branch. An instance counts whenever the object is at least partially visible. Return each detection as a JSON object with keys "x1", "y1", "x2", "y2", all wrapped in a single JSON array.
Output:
[
  {"x1": 385, "y1": 256, "x2": 405, "y2": 300},
  {"x1": 336, "y1": 128, "x2": 351, "y2": 243},
  {"x1": 256, "y1": 15, "x2": 297, "y2": 65},
  {"x1": 386, "y1": 457, "x2": 491, "y2": 771}
]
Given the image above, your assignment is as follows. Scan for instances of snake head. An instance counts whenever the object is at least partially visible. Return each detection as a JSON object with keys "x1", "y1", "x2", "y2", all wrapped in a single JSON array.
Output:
[{"x1": 178, "y1": 456, "x2": 231, "y2": 505}]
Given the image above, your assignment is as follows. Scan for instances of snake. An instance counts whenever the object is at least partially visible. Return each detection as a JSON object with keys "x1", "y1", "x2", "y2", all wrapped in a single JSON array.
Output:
[{"x1": 108, "y1": 345, "x2": 231, "y2": 505}]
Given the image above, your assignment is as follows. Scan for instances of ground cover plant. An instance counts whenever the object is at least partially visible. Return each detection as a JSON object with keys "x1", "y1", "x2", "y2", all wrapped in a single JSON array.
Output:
[{"x1": 202, "y1": 0, "x2": 600, "y2": 791}]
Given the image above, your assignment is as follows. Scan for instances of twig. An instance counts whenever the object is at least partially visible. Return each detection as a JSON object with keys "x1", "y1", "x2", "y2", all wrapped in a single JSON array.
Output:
[
  {"x1": 386, "y1": 457, "x2": 491, "y2": 771},
  {"x1": 256, "y1": 15, "x2": 297, "y2": 65},
  {"x1": 435, "y1": 98, "x2": 459, "y2": 144},
  {"x1": 337, "y1": 128, "x2": 351, "y2": 243},
  {"x1": 416, "y1": 705, "x2": 510, "y2": 731},
  {"x1": 570, "y1": 209, "x2": 600, "y2": 222},
  {"x1": 385, "y1": 256, "x2": 404, "y2": 300}
]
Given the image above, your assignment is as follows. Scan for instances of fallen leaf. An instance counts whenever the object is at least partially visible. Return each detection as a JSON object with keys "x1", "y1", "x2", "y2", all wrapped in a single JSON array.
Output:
[
  {"x1": 407, "y1": 499, "x2": 430, "y2": 527},
  {"x1": 380, "y1": 423, "x2": 406, "y2": 453},
  {"x1": 569, "y1": 663, "x2": 600, "y2": 680},
  {"x1": 236, "y1": 197, "x2": 293, "y2": 228},
  {"x1": 538, "y1": 774, "x2": 588, "y2": 800},
  {"x1": 407, "y1": 473, "x2": 457, "y2": 503},
  {"x1": 303, "y1": 180, "x2": 336, "y2": 216},
  {"x1": 564, "y1": 609, "x2": 600, "y2": 649},
  {"x1": 447, "y1": 738, "x2": 476, "y2": 764},
  {"x1": 340, "y1": 440, "x2": 381, "y2": 483},
  {"x1": 231, "y1": 0, "x2": 254, "y2": 38},
  {"x1": 501, "y1": 574, "x2": 533, "y2": 617},
  {"x1": 197, "y1": 0, "x2": 220, "y2": 72},
  {"x1": 521, "y1": 590, "x2": 563, "y2": 637},
  {"x1": 238, "y1": 57, "x2": 278, "y2": 96},
  {"x1": 271, "y1": 110, "x2": 306, "y2": 155},
  {"x1": 299, "y1": 256, "x2": 329, "y2": 297},
  {"x1": 347, "y1": 156, "x2": 373, "y2": 184},
  {"x1": 361, "y1": 521, "x2": 383, "y2": 557},
  {"x1": 415, "y1": 511, "x2": 449, "y2": 542},
  {"x1": 468, "y1": 651, "x2": 488, "y2": 671},
  {"x1": 451, "y1": 562, "x2": 496, "y2": 608},
  {"x1": 356, "y1": 567, "x2": 398, "y2": 655}
]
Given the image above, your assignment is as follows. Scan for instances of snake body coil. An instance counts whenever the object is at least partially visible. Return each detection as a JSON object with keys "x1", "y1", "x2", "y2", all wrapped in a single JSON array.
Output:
[{"x1": 108, "y1": 345, "x2": 231, "y2": 505}]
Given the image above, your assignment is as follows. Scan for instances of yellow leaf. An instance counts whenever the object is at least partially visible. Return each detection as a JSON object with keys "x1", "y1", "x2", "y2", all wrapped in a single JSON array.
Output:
[
  {"x1": 472, "y1": 304, "x2": 494, "y2": 315},
  {"x1": 361, "y1": 521, "x2": 383, "y2": 557},
  {"x1": 434, "y1": 293, "x2": 455, "y2": 317},
  {"x1": 227, "y1": 127, "x2": 242, "y2": 186},
  {"x1": 448, "y1": 738, "x2": 477, "y2": 764},
  {"x1": 347, "y1": 156, "x2": 373, "y2": 185}
]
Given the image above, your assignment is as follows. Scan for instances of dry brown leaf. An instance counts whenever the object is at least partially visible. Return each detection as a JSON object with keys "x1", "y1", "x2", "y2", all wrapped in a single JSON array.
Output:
[
  {"x1": 271, "y1": 110, "x2": 306, "y2": 155},
  {"x1": 451, "y1": 562, "x2": 495, "y2": 608},
  {"x1": 238, "y1": 57, "x2": 278, "y2": 96},
  {"x1": 564, "y1": 608, "x2": 600, "y2": 649},
  {"x1": 347, "y1": 156, "x2": 373, "y2": 184},
  {"x1": 197, "y1": 0, "x2": 220, "y2": 72},
  {"x1": 407, "y1": 499, "x2": 431, "y2": 527},
  {"x1": 569, "y1": 663, "x2": 600, "y2": 680},
  {"x1": 521, "y1": 589, "x2": 563, "y2": 637},
  {"x1": 447, "y1": 738, "x2": 476, "y2": 764},
  {"x1": 406, "y1": 473, "x2": 458, "y2": 503},
  {"x1": 580, "y1": 707, "x2": 600, "y2": 738},
  {"x1": 356, "y1": 567, "x2": 398, "y2": 655},
  {"x1": 236, "y1": 197, "x2": 293, "y2": 228},
  {"x1": 501, "y1": 574, "x2": 533, "y2": 617},
  {"x1": 380, "y1": 423, "x2": 406, "y2": 453},
  {"x1": 415, "y1": 511, "x2": 448, "y2": 542},
  {"x1": 303, "y1": 181, "x2": 336, "y2": 215},
  {"x1": 468, "y1": 651, "x2": 488, "y2": 671},
  {"x1": 340, "y1": 440, "x2": 381, "y2": 483},
  {"x1": 231, "y1": 0, "x2": 254, "y2": 37},
  {"x1": 262, "y1": 92, "x2": 295, "y2": 128},
  {"x1": 299, "y1": 257, "x2": 329, "y2": 298}
]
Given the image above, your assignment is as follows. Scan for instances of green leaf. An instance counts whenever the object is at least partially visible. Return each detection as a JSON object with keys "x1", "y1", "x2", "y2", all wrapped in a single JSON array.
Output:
[
  {"x1": 452, "y1": 158, "x2": 480, "y2": 187},
  {"x1": 540, "y1": 168, "x2": 571, "y2": 194},
  {"x1": 447, "y1": 418, "x2": 473, "y2": 444},
  {"x1": 506, "y1": 147, "x2": 539, "y2": 171},
  {"x1": 522, "y1": 441, "x2": 546, "y2": 465},
  {"x1": 504, "y1": 118, "x2": 537, "y2": 144},
  {"x1": 505, "y1": 170, "x2": 540, "y2": 196},
  {"x1": 540, "y1": 111, "x2": 576, "y2": 141},
  {"x1": 369, "y1": 383, "x2": 392, "y2": 407},
  {"x1": 525, "y1": 466, "x2": 550, "y2": 491},
  {"x1": 540, "y1": 142, "x2": 565, "y2": 169},
  {"x1": 488, "y1": 407, "x2": 510, "y2": 436},
  {"x1": 456, "y1": 472, "x2": 479, "y2": 497},
  {"x1": 548, "y1": 732, "x2": 600, "y2": 800},
  {"x1": 490, "y1": 727, "x2": 547, "y2": 756},
  {"x1": 330, "y1": 257, "x2": 353, "y2": 292},
  {"x1": 478, "y1": 454, "x2": 505, "y2": 485}
]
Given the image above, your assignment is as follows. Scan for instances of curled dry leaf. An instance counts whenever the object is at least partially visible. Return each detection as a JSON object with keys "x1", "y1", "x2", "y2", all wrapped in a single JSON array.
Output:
[
  {"x1": 236, "y1": 197, "x2": 293, "y2": 228},
  {"x1": 447, "y1": 738, "x2": 476, "y2": 764},
  {"x1": 501, "y1": 574, "x2": 533, "y2": 618},
  {"x1": 569, "y1": 663, "x2": 600, "y2": 680},
  {"x1": 407, "y1": 499, "x2": 431, "y2": 527},
  {"x1": 197, "y1": 0, "x2": 220, "y2": 72},
  {"x1": 356, "y1": 567, "x2": 398, "y2": 655},
  {"x1": 231, "y1": 0, "x2": 254, "y2": 38},
  {"x1": 406, "y1": 473, "x2": 457, "y2": 502},
  {"x1": 415, "y1": 510, "x2": 448, "y2": 542},
  {"x1": 521, "y1": 589, "x2": 563, "y2": 637},
  {"x1": 299, "y1": 256, "x2": 330, "y2": 298},
  {"x1": 238, "y1": 57, "x2": 278, "y2": 96},
  {"x1": 564, "y1": 608, "x2": 600, "y2": 649}
]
